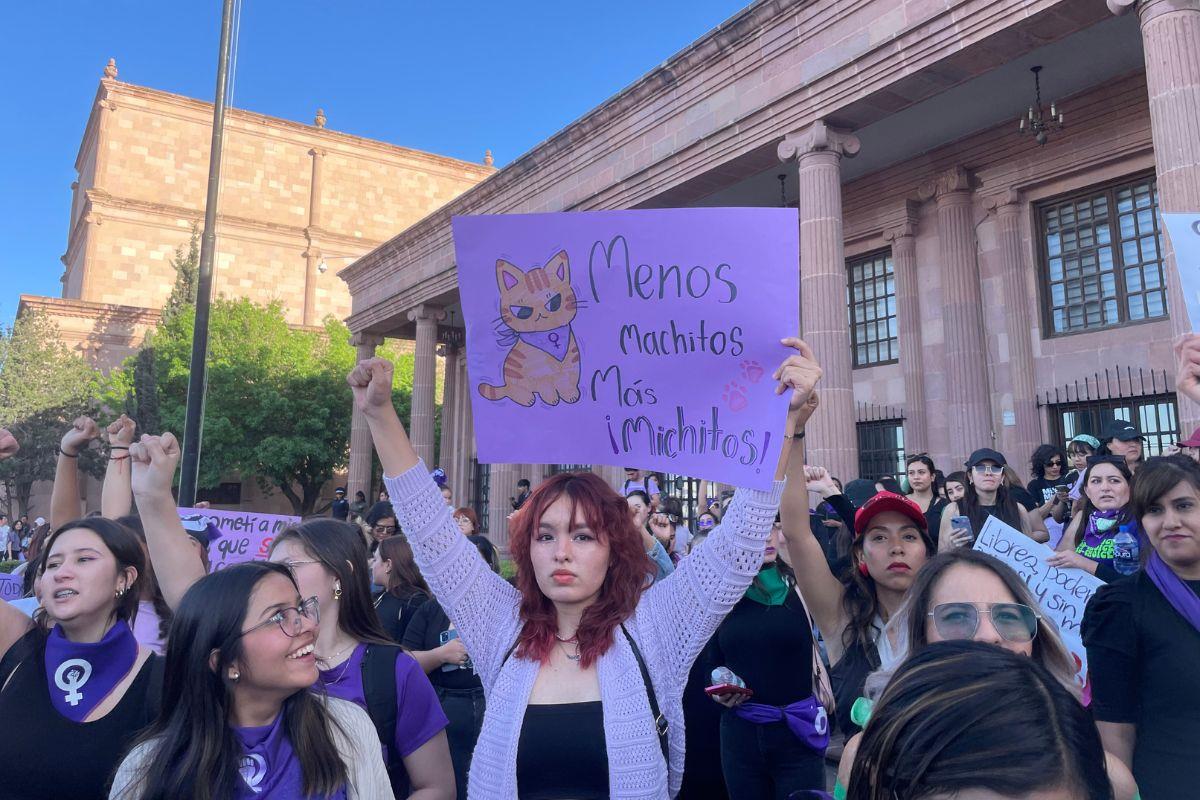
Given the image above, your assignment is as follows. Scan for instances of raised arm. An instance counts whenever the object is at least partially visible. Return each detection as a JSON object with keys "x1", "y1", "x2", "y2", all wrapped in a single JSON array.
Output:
[
  {"x1": 783, "y1": 461, "x2": 850, "y2": 650},
  {"x1": 129, "y1": 433, "x2": 206, "y2": 608},
  {"x1": 101, "y1": 415, "x2": 136, "y2": 520},
  {"x1": 1176, "y1": 334, "x2": 1200, "y2": 405},
  {"x1": 351, "y1": 359, "x2": 519, "y2": 674},
  {"x1": 50, "y1": 416, "x2": 100, "y2": 530},
  {"x1": 638, "y1": 338, "x2": 821, "y2": 681}
]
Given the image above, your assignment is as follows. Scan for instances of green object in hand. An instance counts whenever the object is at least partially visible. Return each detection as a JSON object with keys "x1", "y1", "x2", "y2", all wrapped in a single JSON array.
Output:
[{"x1": 850, "y1": 695, "x2": 874, "y2": 728}]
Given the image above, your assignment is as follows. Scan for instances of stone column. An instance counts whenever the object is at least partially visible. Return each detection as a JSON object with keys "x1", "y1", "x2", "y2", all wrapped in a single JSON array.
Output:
[
  {"x1": 886, "y1": 207, "x2": 927, "y2": 453},
  {"x1": 488, "y1": 463, "x2": 517, "y2": 551},
  {"x1": 408, "y1": 305, "x2": 446, "y2": 466},
  {"x1": 778, "y1": 120, "x2": 861, "y2": 481},
  {"x1": 302, "y1": 149, "x2": 326, "y2": 327},
  {"x1": 455, "y1": 353, "x2": 476, "y2": 508},
  {"x1": 1112, "y1": 0, "x2": 1200, "y2": 428},
  {"x1": 437, "y1": 343, "x2": 458, "y2": 472},
  {"x1": 922, "y1": 167, "x2": 992, "y2": 461},
  {"x1": 990, "y1": 191, "x2": 1041, "y2": 462},
  {"x1": 348, "y1": 332, "x2": 384, "y2": 501},
  {"x1": 302, "y1": 248, "x2": 320, "y2": 327}
]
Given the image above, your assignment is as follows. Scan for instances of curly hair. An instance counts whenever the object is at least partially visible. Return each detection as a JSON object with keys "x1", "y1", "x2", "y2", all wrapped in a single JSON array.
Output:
[
  {"x1": 509, "y1": 472, "x2": 653, "y2": 667},
  {"x1": 1030, "y1": 443, "x2": 1068, "y2": 480}
]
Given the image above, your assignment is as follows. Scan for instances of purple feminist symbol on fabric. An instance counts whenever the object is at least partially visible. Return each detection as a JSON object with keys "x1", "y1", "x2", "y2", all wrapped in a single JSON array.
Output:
[{"x1": 520, "y1": 325, "x2": 572, "y2": 361}]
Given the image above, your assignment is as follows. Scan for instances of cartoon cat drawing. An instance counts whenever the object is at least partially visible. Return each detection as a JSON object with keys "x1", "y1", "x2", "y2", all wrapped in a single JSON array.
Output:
[{"x1": 478, "y1": 250, "x2": 582, "y2": 407}]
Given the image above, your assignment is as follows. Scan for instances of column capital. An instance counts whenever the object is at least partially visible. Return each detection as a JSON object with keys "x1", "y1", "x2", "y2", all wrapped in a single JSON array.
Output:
[
  {"x1": 1109, "y1": 0, "x2": 1199, "y2": 19},
  {"x1": 349, "y1": 331, "x2": 385, "y2": 349},
  {"x1": 917, "y1": 166, "x2": 976, "y2": 201},
  {"x1": 436, "y1": 342, "x2": 460, "y2": 358},
  {"x1": 407, "y1": 304, "x2": 447, "y2": 324},
  {"x1": 884, "y1": 199, "x2": 922, "y2": 241},
  {"x1": 984, "y1": 188, "x2": 1023, "y2": 214},
  {"x1": 777, "y1": 119, "x2": 861, "y2": 162},
  {"x1": 308, "y1": 147, "x2": 326, "y2": 158}
]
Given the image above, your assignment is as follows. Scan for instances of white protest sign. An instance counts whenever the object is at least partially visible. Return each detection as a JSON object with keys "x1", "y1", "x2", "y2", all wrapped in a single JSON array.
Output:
[
  {"x1": 1163, "y1": 213, "x2": 1200, "y2": 331},
  {"x1": 972, "y1": 516, "x2": 1104, "y2": 688}
]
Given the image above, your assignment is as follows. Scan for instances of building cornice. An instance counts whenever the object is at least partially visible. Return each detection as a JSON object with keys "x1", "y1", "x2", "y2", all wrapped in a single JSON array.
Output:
[{"x1": 18, "y1": 294, "x2": 163, "y2": 325}]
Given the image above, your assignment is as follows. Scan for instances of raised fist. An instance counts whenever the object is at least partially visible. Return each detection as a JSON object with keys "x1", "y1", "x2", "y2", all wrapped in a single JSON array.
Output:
[
  {"x1": 61, "y1": 416, "x2": 101, "y2": 456},
  {"x1": 106, "y1": 414, "x2": 137, "y2": 449},
  {"x1": 348, "y1": 358, "x2": 396, "y2": 415},
  {"x1": 130, "y1": 432, "x2": 181, "y2": 499}
]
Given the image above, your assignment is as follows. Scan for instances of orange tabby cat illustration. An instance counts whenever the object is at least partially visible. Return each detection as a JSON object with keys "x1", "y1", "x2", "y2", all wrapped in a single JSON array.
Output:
[{"x1": 478, "y1": 250, "x2": 582, "y2": 407}]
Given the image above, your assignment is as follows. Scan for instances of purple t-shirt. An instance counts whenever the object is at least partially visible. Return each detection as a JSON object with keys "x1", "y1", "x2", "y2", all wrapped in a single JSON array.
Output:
[{"x1": 318, "y1": 642, "x2": 447, "y2": 760}]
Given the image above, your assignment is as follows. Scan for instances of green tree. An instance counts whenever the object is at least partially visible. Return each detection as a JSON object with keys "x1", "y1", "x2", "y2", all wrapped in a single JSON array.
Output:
[
  {"x1": 163, "y1": 225, "x2": 200, "y2": 321},
  {"x1": 0, "y1": 310, "x2": 105, "y2": 516},
  {"x1": 140, "y1": 299, "x2": 415, "y2": 514}
]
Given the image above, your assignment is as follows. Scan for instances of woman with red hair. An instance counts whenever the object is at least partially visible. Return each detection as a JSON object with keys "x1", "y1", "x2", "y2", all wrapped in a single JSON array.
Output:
[{"x1": 351, "y1": 338, "x2": 822, "y2": 800}]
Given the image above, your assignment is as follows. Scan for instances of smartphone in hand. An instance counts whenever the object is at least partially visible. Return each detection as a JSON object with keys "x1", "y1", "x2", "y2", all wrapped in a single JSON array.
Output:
[
  {"x1": 950, "y1": 515, "x2": 974, "y2": 545},
  {"x1": 704, "y1": 684, "x2": 754, "y2": 698}
]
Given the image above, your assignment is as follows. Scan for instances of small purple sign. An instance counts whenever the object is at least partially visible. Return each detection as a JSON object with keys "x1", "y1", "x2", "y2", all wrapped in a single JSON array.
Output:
[
  {"x1": 452, "y1": 208, "x2": 800, "y2": 489},
  {"x1": 178, "y1": 507, "x2": 300, "y2": 572},
  {"x1": 0, "y1": 572, "x2": 22, "y2": 602}
]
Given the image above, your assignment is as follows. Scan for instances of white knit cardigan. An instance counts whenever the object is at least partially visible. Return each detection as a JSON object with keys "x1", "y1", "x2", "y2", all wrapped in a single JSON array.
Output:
[{"x1": 387, "y1": 461, "x2": 783, "y2": 799}]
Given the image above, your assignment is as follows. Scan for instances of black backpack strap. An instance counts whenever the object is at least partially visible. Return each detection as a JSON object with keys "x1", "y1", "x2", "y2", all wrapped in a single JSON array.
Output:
[
  {"x1": 620, "y1": 624, "x2": 669, "y2": 765},
  {"x1": 362, "y1": 643, "x2": 410, "y2": 796},
  {"x1": 143, "y1": 653, "x2": 165, "y2": 720}
]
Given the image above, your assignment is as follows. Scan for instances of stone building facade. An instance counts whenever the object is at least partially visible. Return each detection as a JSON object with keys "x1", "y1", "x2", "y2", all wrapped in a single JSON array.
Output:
[
  {"x1": 18, "y1": 60, "x2": 494, "y2": 514},
  {"x1": 341, "y1": 0, "x2": 1200, "y2": 550}
]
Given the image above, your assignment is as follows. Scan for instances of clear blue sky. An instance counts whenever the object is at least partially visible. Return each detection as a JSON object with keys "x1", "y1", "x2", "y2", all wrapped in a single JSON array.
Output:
[{"x1": 0, "y1": 0, "x2": 750, "y2": 325}]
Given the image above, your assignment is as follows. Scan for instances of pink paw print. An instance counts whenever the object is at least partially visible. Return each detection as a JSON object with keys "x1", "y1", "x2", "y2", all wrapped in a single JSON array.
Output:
[
  {"x1": 722, "y1": 381, "x2": 749, "y2": 412},
  {"x1": 739, "y1": 359, "x2": 765, "y2": 384}
]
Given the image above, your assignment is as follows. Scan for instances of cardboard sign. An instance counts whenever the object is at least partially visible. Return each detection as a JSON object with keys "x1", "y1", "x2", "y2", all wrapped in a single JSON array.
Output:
[
  {"x1": 178, "y1": 507, "x2": 300, "y2": 572},
  {"x1": 452, "y1": 208, "x2": 800, "y2": 489},
  {"x1": 1163, "y1": 213, "x2": 1200, "y2": 330},
  {"x1": 973, "y1": 516, "x2": 1105, "y2": 687},
  {"x1": 0, "y1": 572, "x2": 22, "y2": 602}
]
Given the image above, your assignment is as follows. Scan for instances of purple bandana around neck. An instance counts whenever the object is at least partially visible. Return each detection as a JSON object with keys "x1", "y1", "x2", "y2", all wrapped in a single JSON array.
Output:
[
  {"x1": 43, "y1": 620, "x2": 138, "y2": 723},
  {"x1": 235, "y1": 712, "x2": 347, "y2": 799},
  {"x1": 1083, "y1": 508, "x2": 1126, "y2": 548},
  {"x1": 519, "y1": 325, "x2": 572, "y2": 360},
  {"x1": 1146, "y1": 551, "x2": 1200, "y2": 635},
  {"x1": 734, "y1": 694, "x2": 830, "y2": 754}
]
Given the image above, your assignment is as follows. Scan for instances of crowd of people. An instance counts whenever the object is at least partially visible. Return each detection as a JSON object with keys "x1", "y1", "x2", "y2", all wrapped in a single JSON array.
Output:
[{"x1": 0, "y1": 333, "x2": 1197, "y2": 799}]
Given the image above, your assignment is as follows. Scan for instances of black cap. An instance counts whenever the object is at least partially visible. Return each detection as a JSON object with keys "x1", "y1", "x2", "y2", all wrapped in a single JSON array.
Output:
[
  {"x1": 965, "y1": 448, "x2": 1007, "y2": 468},
  {"x1": 335, "y1": 487, "x2": 346, "y2": 495},
  {"x1": 1102, "y1": 419, "x2": 1142, "y2": 442}
]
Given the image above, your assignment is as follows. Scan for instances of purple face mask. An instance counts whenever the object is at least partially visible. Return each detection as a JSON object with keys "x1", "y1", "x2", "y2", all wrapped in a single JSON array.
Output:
[{"x1": 44, "y1": 620, "x2": 139, "y2": 723}]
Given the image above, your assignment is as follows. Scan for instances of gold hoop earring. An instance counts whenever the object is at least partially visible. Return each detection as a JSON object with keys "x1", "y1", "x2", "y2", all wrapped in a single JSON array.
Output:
[{"x1": 333, "y1": 584, "x2": 342, "y2": 602}]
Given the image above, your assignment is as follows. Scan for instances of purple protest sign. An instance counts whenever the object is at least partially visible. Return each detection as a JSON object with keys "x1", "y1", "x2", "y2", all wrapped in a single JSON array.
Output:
[
  {"x1": 452, "y1": 208, "x2": 800, "y2": 489},
  {"x1": 178, "y1": 507, "x2": 300, "y2": 572},
  {"x1": 0, "y1": 572, "x2": 22, "y2": 602}
]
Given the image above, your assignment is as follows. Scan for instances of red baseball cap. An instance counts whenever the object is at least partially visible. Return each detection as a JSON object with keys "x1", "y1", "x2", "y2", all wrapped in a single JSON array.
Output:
[{"x1": 854, "y1": 492, "x2": 928, "y2": 537}]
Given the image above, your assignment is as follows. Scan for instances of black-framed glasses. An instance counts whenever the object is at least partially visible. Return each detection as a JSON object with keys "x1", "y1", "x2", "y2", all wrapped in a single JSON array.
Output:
[
  {"x1": 1047, "y1": 459, "x2": 1064, "y2": 467},
  {"x1": 928, "y1": 602, "x2": 1039, "y2": 643},
  {"x1": 239, "y1": 596, "x2": 320, "y2": 639},
  {"x1": 373, "y1": 524, "x2": 399, "y2": 535}
]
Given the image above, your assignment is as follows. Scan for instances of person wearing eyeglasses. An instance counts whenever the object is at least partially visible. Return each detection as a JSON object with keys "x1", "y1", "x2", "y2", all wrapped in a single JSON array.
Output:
[
  {"x1": 939, "y1": 449, "x2": 1049, "y2": 551},
  {"x1": 366, "y1": 502, "x2": 400, "y2": 544},
  {"x1": 1048, "y1": 455, "x2": 1139, "y2": 582},
  {"x1": 1084, "y1": 454, "x2": 1200, "y2": 799},
  {"x1": 110, "y1": 561, "x2": 393, "y2": 799},
  {"x1": 1027, "y1": 444, "x2": 1072, "y2": 546}
]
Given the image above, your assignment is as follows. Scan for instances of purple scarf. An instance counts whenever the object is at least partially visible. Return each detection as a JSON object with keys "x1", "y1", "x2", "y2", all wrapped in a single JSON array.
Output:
[
  {"x1": 1146, "y1": 551, "x2": 1200, "y2": 635},
  {"x1": 519, "y1": 325, "x2": 572, "y2": 360},
  {"x1": 235, "y1": 712, "x2": 347, "y2": 799},
  {"x1": 1082, "y1": 508, "x2": 1129, "y2": 548},
  {"x1": 734, "y1": 695, "x2": 830, "y2": 753},
  {"x1": 43, "y1": 620, "x2": 138, "y2": 723}
]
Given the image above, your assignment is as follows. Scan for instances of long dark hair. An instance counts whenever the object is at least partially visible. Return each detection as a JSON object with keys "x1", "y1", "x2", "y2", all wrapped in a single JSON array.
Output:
[
  {"x1": 377, "y1": 536, "x2": 430, "y2": 599},
  {"x1": 38, "y1": 517, "x2": 144, "y2": 632},
  {"x1": 899, "y1": 550, "x2": 1076, "y2": 686},
  {"x1": 1131, "y1": 455, "x2": 1200, "y2": 520},
  {"x1": 847, "y1": 641, "x2": 1113, "y2": 800},
  {"x1": 126, "y1": 563, "x2": 347, "y2": 800},
  {"x1": 1073, "y1": 457, "x2": 1135, "y2": 548},
  {"x1": 270, "y1": 519, "x2": 393, "y2": 646},
  {"x1": 841, "y1": 525, "x2": 934, "y2": 654},
  {"x1": 957, "y1": 476, "x2": 1022, "y2": 534},
  {"x1": 117, "y1": 515, "x2": 174, "y2": 644},
  {"x1": 1030, "y1": 444, "x2": 1068, "y2": 480}
]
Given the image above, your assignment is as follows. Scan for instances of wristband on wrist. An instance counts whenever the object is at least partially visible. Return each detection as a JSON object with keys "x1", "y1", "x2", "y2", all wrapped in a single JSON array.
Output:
[
  {"x1": 783, "y1": 431, "x2": 806, "y2": 440},
  {"x1": 59, "y1": 447, "x2": 79, "y2": 458},
  {"x1": 109, "y1": 445, "x2": 130, "y2": 451}
]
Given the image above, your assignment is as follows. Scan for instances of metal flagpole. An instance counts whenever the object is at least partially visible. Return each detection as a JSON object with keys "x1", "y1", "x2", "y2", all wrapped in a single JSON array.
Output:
[{"x1": 178, "y1": 0, "x2": 236, "y2": 506}]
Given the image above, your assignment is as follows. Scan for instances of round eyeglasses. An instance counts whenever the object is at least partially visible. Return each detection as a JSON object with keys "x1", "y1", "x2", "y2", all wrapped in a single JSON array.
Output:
[
  {"x1": 928, "y1": 602, "x2": 1039, "y2": 643},
  {"x1": 239, "y1": 596, "x2": 320, "y2": 639}
]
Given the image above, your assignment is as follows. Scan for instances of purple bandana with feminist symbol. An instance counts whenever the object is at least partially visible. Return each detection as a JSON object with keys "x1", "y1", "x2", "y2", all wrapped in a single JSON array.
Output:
[
  {"x1": 43, "y1": 620, "x2": 138, "y2": 722},
  {"x1": 234, "y1": 712, "x2": 348, "y2": 799},
  {"x1": 519, "y1": 325, "x2": 572, "y2": 361}
]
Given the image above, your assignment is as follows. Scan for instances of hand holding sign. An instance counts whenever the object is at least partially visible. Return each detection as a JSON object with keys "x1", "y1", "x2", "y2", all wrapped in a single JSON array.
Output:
[
  {"x1": 1175, "y1": 333, "x2": 1200, "y2": 405},
  {"x1": 61, "y1": 416, "x2": 100, "y2": 457},
  {"x1": 348, "y1": 357, "x2": 396, "y2": 417},
  {"x1": 0, "y1": 428, "x2": 18, "y2": 460},
  {"x1": 130, "y1": 433, "x2": 180, "y2": 500},
  {"x1": 774, "y1": 338, "x2": 823, "y2": 412}
]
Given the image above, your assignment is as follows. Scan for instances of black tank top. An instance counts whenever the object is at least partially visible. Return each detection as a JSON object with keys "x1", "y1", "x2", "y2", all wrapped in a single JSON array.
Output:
[
  {"x1": 0, "y1": 630, "x2": 161, "y2": 800},
  {"x1": 829, "y1": 635, "x2": 879, "y2": 737},
  {"x1": 516, "y1": 701, "x2": 608, "y2": 799}
]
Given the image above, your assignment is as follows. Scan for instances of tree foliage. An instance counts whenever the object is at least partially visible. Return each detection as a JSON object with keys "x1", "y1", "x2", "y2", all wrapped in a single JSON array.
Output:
[
  {"x1": 0, "y1": 310, "x2": 105, "y2": 516},
  {"x1": 134, "y1": 299, "x2": 414, "y2": 514}
]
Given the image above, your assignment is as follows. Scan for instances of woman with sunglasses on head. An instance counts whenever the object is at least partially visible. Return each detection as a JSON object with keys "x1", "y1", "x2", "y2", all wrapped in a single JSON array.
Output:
[
  {"x1": 352, "y1": 340, "x2": 819, "y2": 799},
  {"x1": 939, "y1": 449, "x2": 1049, "y2": 551},
  {"x1": 371, "y1": 536, "x2": 431, "y2": 644},
  {"x1": 109, "y1": 561, "x2": 393, "y2": 799},
  {"x1": 1083, "y1": 454, "x2": 1200, "y2": 799},
  {"x1": 782, "y1": 460, "x2": 934, "y2": 738},
  {"x1": 835, "y1": 549, "x2": 1138, "y2": 799},
  {"x1": 1047, "y1": 456, "x2": 1139, "y2": 582},
  {"x1": 904, "y1": 455, "x2": 947, "y2": 537},
  {"x1": 843, "y1": 641, "x2": 1127, "y2": 800},
  {"x1": 0, "y1": 516, "x2": 162, "y2": 800},
  {"x1": 126, "y1": 434, "x2": 453, "y2": 800}
]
